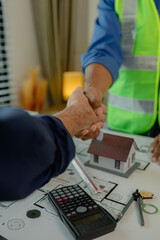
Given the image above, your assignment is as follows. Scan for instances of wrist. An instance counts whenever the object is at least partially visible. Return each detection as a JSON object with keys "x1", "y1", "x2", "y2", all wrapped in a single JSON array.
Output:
[
  {"x1": 84, "y1": 63, "x2": 113, "y2": 96},
  {"x1": 54, "y1": 105, "x2": 86, "y2": 137}
]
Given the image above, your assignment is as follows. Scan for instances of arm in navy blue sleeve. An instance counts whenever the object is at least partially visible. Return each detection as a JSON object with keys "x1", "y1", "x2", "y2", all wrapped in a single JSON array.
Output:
[
  {"x1": 0, "y1": 107, "x2": 75, "y2": 201},
  {"x1": 81, "y1": 0, "x2": 123, "y2": 81}
]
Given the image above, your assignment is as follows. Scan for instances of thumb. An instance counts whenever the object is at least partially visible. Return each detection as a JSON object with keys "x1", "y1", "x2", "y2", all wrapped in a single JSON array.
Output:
[{"x1": 84, "y1": 90, "x2": 102, "y2": 108}]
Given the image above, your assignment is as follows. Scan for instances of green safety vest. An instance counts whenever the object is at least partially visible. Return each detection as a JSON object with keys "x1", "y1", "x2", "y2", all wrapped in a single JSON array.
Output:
[{"x1": 107, "y1": 0, "x2": 160, "y2": 134}]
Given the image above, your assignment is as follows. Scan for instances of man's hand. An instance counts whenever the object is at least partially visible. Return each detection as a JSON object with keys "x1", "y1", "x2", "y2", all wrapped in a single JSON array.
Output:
[
  {"x1": 75, "y1": 86, "x2": 106, "y2": 140},
  {"x1": 76, "y1": 63, "x2": 112, "y2": 139},
  {"x1": 67, "y1": 87, "x2": 106, "y2": 134},
  {"x1": 75, "y1": 113, "x2": 106, "y2": 140},
  {"x1": 84, "y1": 85, "x2": 106, "y2": 132},
  {"x1": 84, "y1": 86, "x2": 103, "y2": 109},
  {"x1": 55, "y1": 87, "x2": 106, "y2": 138},
  {"x1": 70, "y1": 86, "x2": 107, "y2": 140},
  {"x1": 150, "y1": 134, "x2": 160, "y2": 165}
]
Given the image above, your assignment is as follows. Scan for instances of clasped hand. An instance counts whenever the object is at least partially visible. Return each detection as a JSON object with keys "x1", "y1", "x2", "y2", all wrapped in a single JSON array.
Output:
[{"x1": 67, "y1": 87, "x2": 106, "y2": 140}]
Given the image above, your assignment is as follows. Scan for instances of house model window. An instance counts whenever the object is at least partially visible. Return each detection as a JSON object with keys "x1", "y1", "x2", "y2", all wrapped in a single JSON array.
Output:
[{"x1": 86, "y1": 133, "x2": 140, "y2": 178}]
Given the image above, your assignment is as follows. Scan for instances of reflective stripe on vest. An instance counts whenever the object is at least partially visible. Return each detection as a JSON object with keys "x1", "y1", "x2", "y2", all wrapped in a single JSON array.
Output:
[
  {"x1": 121, "y1": 0, "x2": 137, "y2": 56},
  {"x1": 120, "y1": 0, "x2": 158, "y2": 71},
  {"x1": 121, "y1": 56, "x2": 158, "y2": 71},
  {"x1": 108, "y1": 92, "x2": 154, "y2": 114}
]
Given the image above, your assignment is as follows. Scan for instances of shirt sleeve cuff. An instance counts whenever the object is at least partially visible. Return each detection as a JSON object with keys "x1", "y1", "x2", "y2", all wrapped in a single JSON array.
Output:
[{"x1": 81, "y1": 53, "x2": 121, "y2": 82}]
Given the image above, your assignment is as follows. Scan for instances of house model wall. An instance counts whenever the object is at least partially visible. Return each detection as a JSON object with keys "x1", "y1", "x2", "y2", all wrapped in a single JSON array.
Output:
[{"x1": 87, "y1": 133, "x2": 140, "y2": 178}]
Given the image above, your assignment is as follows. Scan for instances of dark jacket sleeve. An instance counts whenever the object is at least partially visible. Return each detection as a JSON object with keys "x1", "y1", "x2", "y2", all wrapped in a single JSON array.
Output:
[{"x1": 0, "y1": 107, "x2": 75, "y2": 201}]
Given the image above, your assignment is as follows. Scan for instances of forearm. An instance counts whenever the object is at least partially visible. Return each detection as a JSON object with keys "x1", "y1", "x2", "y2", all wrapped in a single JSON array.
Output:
[
  {"x1": 0, "y1": 107, "x2": 75, "y2": 200},
  {"x1": 84, "y1": 63, "x2": 113, "y2": 96}
]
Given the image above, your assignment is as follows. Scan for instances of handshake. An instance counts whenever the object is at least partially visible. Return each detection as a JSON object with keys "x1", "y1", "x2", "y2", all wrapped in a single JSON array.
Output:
[{"x1": 54, "y1": 87, "x2": 106, "y2": 140}]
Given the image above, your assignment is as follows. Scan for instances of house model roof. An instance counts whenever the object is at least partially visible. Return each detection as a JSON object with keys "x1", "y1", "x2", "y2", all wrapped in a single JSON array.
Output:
[{"x1": 88, "y1": 133, "x2": 138, "y2": 162}]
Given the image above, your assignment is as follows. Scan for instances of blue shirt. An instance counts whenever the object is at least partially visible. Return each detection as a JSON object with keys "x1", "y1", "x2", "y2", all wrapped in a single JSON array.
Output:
[
  {"x1": 0, "y1": 107, "x2": 75, "y2": 201},
  {"x1": 81, "y1": 0, "x2": 160, "y2": 82}
]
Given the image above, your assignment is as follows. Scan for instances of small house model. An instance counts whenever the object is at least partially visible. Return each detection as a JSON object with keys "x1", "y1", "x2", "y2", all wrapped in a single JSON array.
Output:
[{"x1": 86, "y1": 133, "x2": 140, "y2": 178}]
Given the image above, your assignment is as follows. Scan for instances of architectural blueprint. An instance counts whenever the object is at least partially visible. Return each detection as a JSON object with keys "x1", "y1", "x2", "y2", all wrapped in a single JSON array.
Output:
[{"x1": 0, "y1": 131, "x2": 154, "y2": 240}]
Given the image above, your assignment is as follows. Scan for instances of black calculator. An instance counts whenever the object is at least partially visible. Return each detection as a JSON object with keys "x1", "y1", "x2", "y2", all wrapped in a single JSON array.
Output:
[{"x1": 48, "y1": 185, "x2": 116, "y2": 240}]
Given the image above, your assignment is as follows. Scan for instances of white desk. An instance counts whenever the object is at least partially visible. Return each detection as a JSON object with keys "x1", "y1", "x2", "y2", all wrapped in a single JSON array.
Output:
[{"x1": 0, "y1": 130, "x2": 160, "y2": 240}]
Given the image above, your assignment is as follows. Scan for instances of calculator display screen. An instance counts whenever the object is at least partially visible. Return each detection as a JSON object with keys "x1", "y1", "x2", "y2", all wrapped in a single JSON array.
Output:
[{"x1": 73, "y1": 213, "x2": 102, "y2": 226}]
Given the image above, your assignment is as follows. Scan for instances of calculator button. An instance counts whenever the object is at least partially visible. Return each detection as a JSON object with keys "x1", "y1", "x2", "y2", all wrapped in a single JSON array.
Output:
[
  {"x1": 54, "y1": 196, "x2": 60, "y2": 199},
  {"x1": 79, "y1": 192, "x2": 85, "y2": 196},
  {"x1": 74, "y1": 194, "x2": 79, "y2": 197},
  {"x1": 72, "y1": 191, "x2": 77, "y2": 194},
  {"x1": 60, "y1": 204, "x2": 65, "y2": 208},
  {"x1": 57, "y1": 189, "x2": 62, "y2": 192},
  {"x1": 58, "y1": 202, "x2": 64, "y2": 206},
  {"x1": 57, "y1": 198, "x2": 63, "y2": 202},
  {"x1": 76, "y1": 206, "x2": 87, "y2": 213},
  {"x1": 69, "y1": 195, "x2": 74, "y2": 199},
  {"x1": 67, "y1": 213, "x2": 71, "y2": 217},
  {"x1": 71, "y1": 211, "x2": 77, "y2": 215},
  {"x1": 93, "y1": 205, "x2": 98, "y2": 209},
  {"x1": 63, "y1": 197, "x2": 68, "y2": 201},
  {"x1": 88, "y1": 206, "x2": 93, "y2": 210},
  {"x1": 52, "y1": 193, "x2": 58, "y2": 196},
  {"x1": 64, "y1": 191, "x2": 70, "y2": 194}
]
